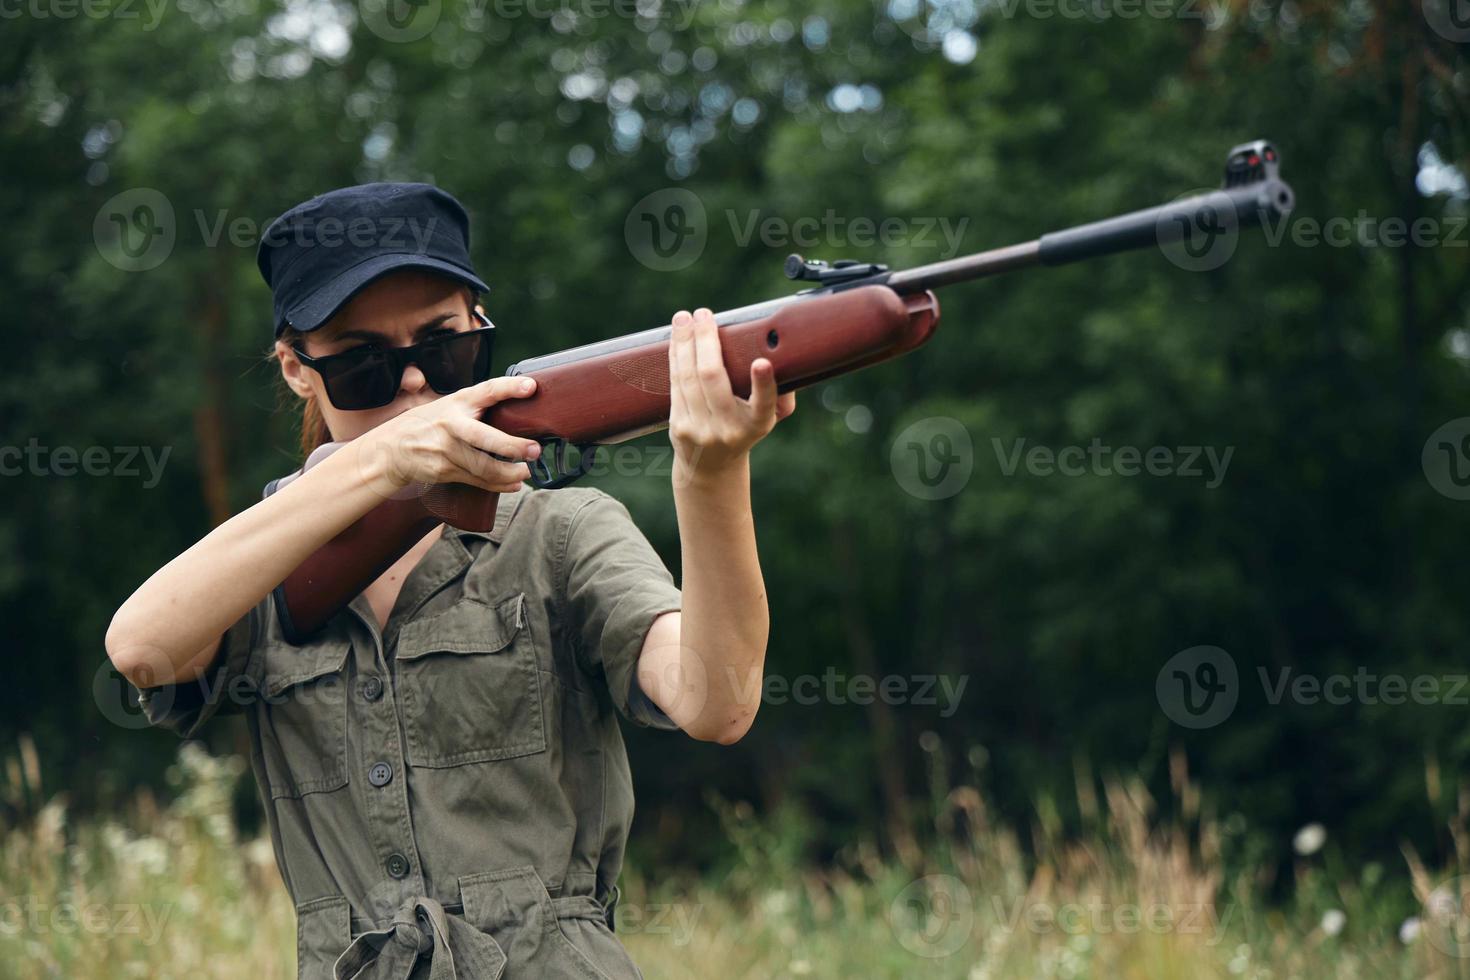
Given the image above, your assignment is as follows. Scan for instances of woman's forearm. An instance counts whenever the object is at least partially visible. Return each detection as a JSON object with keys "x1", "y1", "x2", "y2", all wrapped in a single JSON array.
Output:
[
  {"x1": 105, "y1": 439, "x2": 401, "y2": 686},
  {"x1": 670, "y1": 455, "x2": 770, "y2": 742}
]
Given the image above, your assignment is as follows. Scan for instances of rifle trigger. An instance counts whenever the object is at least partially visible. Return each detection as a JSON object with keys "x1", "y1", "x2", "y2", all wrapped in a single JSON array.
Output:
[{"x1": 526, "y1": 437, "x2": 595, "y2": 490}]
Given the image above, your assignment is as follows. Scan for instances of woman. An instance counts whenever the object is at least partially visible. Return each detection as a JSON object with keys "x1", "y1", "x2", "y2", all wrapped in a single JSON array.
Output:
[{"x1": 105, "y1": 182, "x2": 794, "y2": 979}]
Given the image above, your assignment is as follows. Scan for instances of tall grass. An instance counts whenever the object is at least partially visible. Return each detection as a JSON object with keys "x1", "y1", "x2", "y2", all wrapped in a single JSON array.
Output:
[{"x1": 1, "y1": 736, "x2": 1462, "y2": 979}]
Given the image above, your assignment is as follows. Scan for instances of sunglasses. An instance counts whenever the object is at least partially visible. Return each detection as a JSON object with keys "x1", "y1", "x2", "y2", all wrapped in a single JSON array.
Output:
[{"x1": 293, "y1": 311, "x2": 496, "y2": 411}]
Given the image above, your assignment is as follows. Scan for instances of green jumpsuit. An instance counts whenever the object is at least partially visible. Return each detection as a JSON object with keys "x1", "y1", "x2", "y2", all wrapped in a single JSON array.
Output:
[{"x1": 139, "y1": 484, "x2": 684, "y2": 979}]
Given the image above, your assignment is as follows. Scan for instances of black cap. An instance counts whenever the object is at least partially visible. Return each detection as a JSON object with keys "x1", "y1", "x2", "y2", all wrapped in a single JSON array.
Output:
[{"x1": 256, "y1": 182, "x2": 490, "y2": 338}]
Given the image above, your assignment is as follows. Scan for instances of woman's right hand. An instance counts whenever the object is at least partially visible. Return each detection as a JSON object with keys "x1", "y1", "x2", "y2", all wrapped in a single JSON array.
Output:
[{"x1": 355, "y1": 376, "x2": 543, "y2": 496}]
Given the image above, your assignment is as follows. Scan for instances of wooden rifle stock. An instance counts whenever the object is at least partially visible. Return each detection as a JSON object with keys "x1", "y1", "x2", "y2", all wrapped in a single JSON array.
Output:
[{"x1": 271, "y1": 285, "x2": 939, "y2": 642}]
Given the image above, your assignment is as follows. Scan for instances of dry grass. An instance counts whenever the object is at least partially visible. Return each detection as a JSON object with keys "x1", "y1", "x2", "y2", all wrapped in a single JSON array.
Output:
[{"x1": 1, "y1": 738, "x2": 1462, "y2": 979}]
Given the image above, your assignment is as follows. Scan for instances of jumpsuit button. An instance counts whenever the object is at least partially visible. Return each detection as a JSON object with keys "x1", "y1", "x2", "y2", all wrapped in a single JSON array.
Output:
[
  {"x1": 385, "y1": 853, "x2": 410, "y2": 879},
  {"x1": 361, "y1": 676, "x2": 384, "y2": 702},
  {"x1": 368, "y1": 762, "x2": 393, "y2": 787}
]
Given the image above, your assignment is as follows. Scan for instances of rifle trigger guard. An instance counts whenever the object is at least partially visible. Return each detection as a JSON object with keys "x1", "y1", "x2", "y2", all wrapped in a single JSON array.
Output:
[{"x1": 526, "y1": 437, "x2": 595, "y2": 490}]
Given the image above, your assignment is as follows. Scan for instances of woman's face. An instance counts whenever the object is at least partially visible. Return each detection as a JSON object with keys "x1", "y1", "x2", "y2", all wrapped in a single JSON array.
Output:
[{"x1": 275, "y1": 268, "x2": 480, "y2": 443}]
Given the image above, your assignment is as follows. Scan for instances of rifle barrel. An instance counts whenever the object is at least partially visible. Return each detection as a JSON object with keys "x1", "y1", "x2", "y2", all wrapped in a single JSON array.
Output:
[
  {"x1": 889, "y1": 176, "x2": 1294, "y2": 294},
  {"x1": 886, "y1": 240, "x2": 1040, "y2": 291}
]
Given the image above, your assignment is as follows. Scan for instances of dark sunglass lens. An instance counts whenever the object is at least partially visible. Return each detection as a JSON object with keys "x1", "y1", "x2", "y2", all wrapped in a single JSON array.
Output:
[
  {"x1": 420, "y1": 331, "x2": 492, "y2": 394},
  {"x1": 323, "y1": 350, "x2": 398, "y2": 410}
]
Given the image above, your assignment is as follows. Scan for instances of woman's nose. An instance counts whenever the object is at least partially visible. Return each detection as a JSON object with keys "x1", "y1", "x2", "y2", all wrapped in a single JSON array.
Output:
[{"x1": 399, "y1": 362, "x2": 429, "y2": 395}]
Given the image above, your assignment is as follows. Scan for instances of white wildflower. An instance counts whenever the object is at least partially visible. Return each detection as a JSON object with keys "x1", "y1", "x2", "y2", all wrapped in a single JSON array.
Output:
[
  {"x1": 762, "y1": 889, "x2": 793, "y2": 917},
  {"x1": 246, "y1": 837, "x2": 276, "y2": 869},
  {"x1": 35, "y1": 799, "x2": 66, "y2": 846},
  {"x1": 1399, "y1": 916, "x2": 1422, "y2": 943},
  {"x1": 1292, "y1": 823, "x2": 1326, "y2": 857},
  {"x1": 1320, "y1": 909, "x2": 1346, "y2": 937},
  {"x1": 101, "y1": 822, "x2": 131, "y2": 856},
  {"x1": 1427, "y1": 884, "x2": 1460, "y2": 921},
  {"x1": 124, "y1": 837, "x2": 169, "y2": 876}
]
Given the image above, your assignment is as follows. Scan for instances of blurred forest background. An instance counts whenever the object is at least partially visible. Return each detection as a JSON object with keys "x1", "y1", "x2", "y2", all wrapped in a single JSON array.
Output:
[{"x1": 5, "y1": 0, "x2": 1470, "y2": 964}]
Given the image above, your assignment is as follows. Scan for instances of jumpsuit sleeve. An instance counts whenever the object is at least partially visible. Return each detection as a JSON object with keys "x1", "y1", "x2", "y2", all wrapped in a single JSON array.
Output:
[
  {"x1": 132, "y1": 595, "x2": 266, "y2": 739},
  {"x1": 560, "y1": 490, "x2": 684, "y2": 731}
]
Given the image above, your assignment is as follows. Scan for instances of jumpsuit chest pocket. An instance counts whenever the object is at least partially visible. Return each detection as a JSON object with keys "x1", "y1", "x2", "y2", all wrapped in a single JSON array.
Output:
[
  {"x1": 257, "y1": 635, "x2": 352, "y2": 800},
  {"x1": 394, "y1": 592, "x2": 547, "y2": 768}
]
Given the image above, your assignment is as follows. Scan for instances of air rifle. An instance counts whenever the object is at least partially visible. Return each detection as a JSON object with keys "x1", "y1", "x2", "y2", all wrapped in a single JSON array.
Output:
[{"x1": 265, "y1": 140, "x2": 1294, "y2": 643}]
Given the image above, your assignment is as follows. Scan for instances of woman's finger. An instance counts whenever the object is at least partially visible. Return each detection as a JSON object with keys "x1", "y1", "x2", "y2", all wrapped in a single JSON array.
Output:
[
  {"x1": 689, "y1": 308, "x2": 733, "y2": 408},
  {"x1": 670, "y1": 310, "x2": 710, "y2": 421},
  {"x1": 443, "y1": 437, "x2": 532, "y2": 490},
  {"x1": 776, "y1": 391, "x2": 797, "y2": 421},
  {"x1": 462, "y1": 374, "x2": 536, "y2": 410},
  {"x1": 668, "y1": 313, "x2": 690, "y2": 423},
  {"x1": 445, "y1": 415, "x2": 540, "y2": 462},
  {"x1": 748, "y1": 358, "x2": 778, "y2": 421}
]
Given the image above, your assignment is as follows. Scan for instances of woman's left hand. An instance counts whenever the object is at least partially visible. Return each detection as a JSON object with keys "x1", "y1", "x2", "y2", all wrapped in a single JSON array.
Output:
[{"x1": 667, "y1": 307, "x2": 796, "y2": 477}]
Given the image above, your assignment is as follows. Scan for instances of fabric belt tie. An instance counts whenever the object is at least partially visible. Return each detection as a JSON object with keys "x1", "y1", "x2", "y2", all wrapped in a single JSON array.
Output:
[{"x1": 333, "y1": 897, "x2": 505, "y2": 980}]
